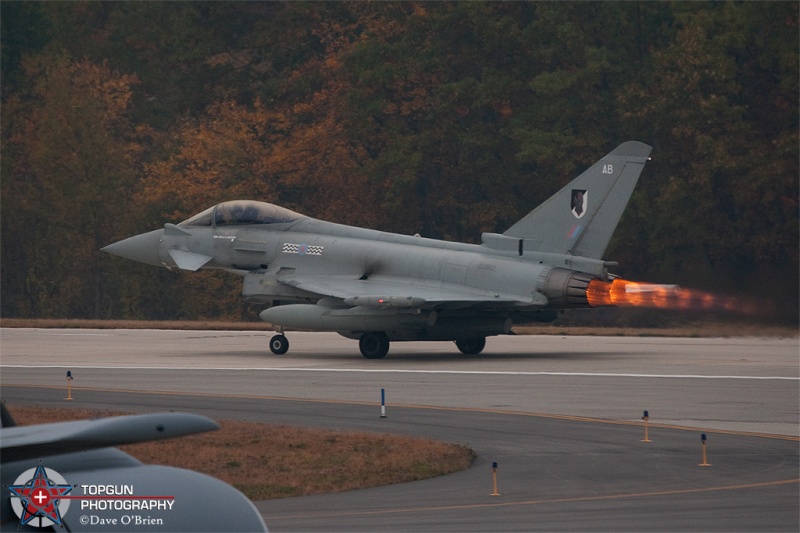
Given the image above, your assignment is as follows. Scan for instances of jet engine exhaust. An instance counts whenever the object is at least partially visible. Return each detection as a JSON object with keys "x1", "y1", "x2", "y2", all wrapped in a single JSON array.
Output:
[{"x1": 586, "y1": 278, "x2": 751, "y2": 313}]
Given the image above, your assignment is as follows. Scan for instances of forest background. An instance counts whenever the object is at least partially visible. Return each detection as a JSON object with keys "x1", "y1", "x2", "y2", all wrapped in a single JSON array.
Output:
[{"x1": 1, "y1": 2, "x2": 797, "y2": 324}]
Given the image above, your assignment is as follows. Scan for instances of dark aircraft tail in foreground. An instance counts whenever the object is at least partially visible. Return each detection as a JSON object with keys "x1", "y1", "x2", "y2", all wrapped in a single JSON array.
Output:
[{"x1": 1, "y1": 404, "x2": 268, "y2": 531}]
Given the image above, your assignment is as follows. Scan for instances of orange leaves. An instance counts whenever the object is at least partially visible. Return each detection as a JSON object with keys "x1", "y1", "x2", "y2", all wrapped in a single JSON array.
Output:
[
  {"x1": 138, "y1": 99, "x2": 292, "y2": 218},
  {"x1": 23, "y1": 55, "x2": 138, "y2": 134},
  {"x1": 6, "y1": 53, "x2": 141, "y2": 221}
]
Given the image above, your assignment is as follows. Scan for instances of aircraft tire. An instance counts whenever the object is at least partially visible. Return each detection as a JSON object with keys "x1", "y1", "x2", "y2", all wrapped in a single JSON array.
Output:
[
  {"x1": 269, "y1": 334, "x2": 289, "y2": 355},
  {"x1": 455, "y1": 337, "x2": 486, "y2": 355},
  {"x1": 359, "y1": 332, "x2": 389, "y2": 359}
]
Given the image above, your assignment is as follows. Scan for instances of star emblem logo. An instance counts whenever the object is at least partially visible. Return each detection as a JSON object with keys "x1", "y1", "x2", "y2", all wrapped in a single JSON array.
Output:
[{"x1": 8, "y1": 464, "x2": 74, "y2": 527}]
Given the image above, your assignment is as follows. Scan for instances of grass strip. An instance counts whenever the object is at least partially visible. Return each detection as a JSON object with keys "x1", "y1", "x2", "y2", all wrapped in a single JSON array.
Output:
[{"x1": 4, "y1": 404, "x2": 475, "y2": 501}]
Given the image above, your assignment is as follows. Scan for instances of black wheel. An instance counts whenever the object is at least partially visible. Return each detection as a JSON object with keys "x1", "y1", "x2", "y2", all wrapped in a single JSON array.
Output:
[
  {"x1": 269, "y1": 334, "x2": 289, "y2": 355},
  {"x1": 359, "y1": 332, "x2": 390, "y2": 359},
  {"x1": 455, "y1": 337, "x2": 486, "y2": 355}
]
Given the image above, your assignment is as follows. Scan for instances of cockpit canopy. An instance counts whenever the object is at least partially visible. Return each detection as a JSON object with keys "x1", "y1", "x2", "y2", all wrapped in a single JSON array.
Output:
[{"x1": 180, "y1": 200, "x2": 306, "y2": 227}]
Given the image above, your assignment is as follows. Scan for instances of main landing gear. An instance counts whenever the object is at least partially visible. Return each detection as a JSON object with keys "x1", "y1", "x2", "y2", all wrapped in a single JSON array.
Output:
[
  {"x1": 454, "y1": 337, "x2": 486, "y2": 355},
  {"x1": 359, "y1": 332, "x2": 390, "y2": 359}
]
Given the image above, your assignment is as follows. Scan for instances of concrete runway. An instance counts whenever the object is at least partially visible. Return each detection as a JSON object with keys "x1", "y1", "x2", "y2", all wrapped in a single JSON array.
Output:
[{"x1": 1, "y1": 329, "x2": 798, "y2": 531}]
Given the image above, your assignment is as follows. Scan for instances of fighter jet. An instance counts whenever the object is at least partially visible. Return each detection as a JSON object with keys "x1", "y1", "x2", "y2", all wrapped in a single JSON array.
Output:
[
  {"x1": 0, "y1": 404, "x2": 267, "y2": 531},
  {"x1": 104, "y1": 141, "x2": 652, "y2": 359}
]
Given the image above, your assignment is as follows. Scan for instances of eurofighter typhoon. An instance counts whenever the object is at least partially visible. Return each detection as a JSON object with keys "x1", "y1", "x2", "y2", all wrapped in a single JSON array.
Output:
[{"x1": 104, "y1": 141, "x2": 652, "y2": 358}]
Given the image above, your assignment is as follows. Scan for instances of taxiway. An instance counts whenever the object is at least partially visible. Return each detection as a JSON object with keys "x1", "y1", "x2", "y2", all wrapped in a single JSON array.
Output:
[{"x1": 1, "y1": 329, "x2": 798, "y2": 531}]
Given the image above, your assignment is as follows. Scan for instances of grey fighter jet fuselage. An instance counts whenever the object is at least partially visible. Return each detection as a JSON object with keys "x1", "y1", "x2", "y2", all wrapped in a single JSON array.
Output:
[{"x1": 104, "y1": 141, "x2": 653, "y2": 358}]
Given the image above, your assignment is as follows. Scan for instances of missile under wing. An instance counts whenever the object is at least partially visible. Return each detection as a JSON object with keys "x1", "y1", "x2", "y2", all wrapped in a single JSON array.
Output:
[{"x1": 103, "y1": 141, "x2": 652, "y2": 358}]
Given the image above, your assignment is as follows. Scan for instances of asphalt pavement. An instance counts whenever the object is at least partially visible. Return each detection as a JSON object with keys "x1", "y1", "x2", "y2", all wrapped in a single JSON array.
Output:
[{"x1": 1, "y1": 329, "x2": 797, "y2": 531}]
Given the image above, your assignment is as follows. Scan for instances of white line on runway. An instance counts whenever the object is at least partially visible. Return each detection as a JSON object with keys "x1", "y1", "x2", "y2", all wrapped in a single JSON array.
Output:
[{"x1": 2, "y1": 365, "x2": 797, "y2": 380}]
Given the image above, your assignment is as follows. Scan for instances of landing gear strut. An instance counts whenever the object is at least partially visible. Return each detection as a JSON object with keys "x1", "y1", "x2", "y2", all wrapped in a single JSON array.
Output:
[
  {"x1": 269, "y1": 334, "x2": 289, "y2": 355},
  {"x1": 359, "y1": 332, "x2": 390, "y2": 359}
]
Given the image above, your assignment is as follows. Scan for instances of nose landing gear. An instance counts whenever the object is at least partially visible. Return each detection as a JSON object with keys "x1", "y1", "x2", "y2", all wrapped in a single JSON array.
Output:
[{"x1": 269, "y1": 334, "x2": 289, "y2": 355}]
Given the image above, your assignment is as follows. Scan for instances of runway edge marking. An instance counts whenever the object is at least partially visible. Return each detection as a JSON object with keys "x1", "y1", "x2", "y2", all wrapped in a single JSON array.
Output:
[{"x1": 2, "y1": 365, "x2": 798, "y2": 381}]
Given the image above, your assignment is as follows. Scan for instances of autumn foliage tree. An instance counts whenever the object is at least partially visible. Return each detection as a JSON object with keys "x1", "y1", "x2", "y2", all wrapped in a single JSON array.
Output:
[
  {"x1": 1, "y1": 2, "x2": 796, "y2": 321},
  {"x1": 2, "y1": 53, "x2": 142, "y2": 317},
  {"x1": 613, "y1": 4, "x2": 798, "y2": 301}
]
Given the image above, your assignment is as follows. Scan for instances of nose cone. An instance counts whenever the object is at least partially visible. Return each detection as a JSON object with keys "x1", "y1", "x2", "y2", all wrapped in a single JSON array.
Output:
[{"x1": 102, "y1": 229, "x2": 164, "y2": 267}]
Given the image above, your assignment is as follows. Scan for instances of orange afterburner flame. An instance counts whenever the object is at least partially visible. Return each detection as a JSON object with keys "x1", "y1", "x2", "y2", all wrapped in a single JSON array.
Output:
[{"x1": 587, "y1": 279, "x2": 748, "y2": 313}]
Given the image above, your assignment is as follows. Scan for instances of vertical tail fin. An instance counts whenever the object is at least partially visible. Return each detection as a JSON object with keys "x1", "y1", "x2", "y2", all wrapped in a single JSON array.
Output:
[
  {"x1": 1, "y1": 402, "x2": 17, "y2": 427},
  {"x1": 504, "y1": 141, "x2": 652, "y2": 259}
]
